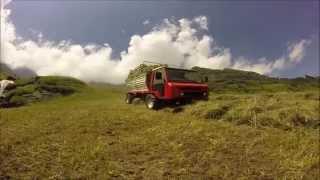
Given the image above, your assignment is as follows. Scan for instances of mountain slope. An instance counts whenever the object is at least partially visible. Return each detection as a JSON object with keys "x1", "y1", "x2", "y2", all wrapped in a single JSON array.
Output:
[
  {"x1": 0, "y1": 76, "x2": 87, "y2": 108},
  {"x1": 192, "y1": 67, "x2": 319, "y2": 93},
  {"x1": 0, "y1": 85, "x2": 318, "y2": 179}
]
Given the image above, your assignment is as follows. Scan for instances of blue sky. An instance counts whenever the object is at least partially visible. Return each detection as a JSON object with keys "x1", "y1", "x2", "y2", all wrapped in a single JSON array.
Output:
[{"x1": 2, "y1": 0, "x2": 319, "y2": 82}]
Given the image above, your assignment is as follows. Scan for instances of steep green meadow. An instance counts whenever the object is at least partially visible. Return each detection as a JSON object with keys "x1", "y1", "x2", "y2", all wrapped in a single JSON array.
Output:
[
  {"x1": 0, "y1": 84, "x2": 319, "y2": 179},
  {"x1": 193, "y1": 67, "x2": 319, "y2": 93}
]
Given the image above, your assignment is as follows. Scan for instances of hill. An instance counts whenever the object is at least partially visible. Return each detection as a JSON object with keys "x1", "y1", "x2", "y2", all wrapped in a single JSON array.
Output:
[
  {"x1": 0, "y1": 76, "x2": 87, "y2": 108},
  {"x1": 0, "y1": 84, "x2": 318, "y2": 179},
  {"x1": 1, "y1": 63, "x2": 87, "y2": 107},
  {"x1": 192, "y1": 67, "x2": 319, "y2": 93}
]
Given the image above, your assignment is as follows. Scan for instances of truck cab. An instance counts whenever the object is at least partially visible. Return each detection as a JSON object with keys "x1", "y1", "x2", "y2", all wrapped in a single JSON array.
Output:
[
  {"x1": 126, "y1": 65, "x2": 209, "y2": 110},
  {"x1": 148, "y1": 66, "x2": 208, "y2": 99}
]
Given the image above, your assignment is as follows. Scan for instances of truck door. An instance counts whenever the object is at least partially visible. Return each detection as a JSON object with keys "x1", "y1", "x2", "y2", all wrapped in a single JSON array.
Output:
[{"x1": 153, "y1": 69, "x2": 164, "y2": 96}]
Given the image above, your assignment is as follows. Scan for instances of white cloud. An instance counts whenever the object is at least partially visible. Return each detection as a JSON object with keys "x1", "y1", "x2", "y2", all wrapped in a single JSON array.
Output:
[
  {"x1": 143, "y1": 19, "x2": 150, "y2": 25},
  {"x1": 232, "y1": 38, "x2": 311, "y2": 74},
  {"x1": 194, "y1": 16, "x2": 208, "y2": 30},
  {"x1": 1, "y1": 0, "x2": 12, "y2": 7},
  {"x1": 0, "y1": 3, "x2": 312, "y2": 84},
  {"x1": 232, "y1": 57, "x2": 274, "y2": 74},
  {"x1": 272, "y1": 57, "x2": 286, "y2": 70},
  {"x1": 288, "y1": 39, "x2": 311, "y2": 63}
]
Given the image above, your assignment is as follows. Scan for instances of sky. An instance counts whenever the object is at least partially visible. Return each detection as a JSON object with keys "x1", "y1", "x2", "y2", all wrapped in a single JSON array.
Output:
[{"x1": 1, "y1": 0, "x2": 319, "y2": 83}]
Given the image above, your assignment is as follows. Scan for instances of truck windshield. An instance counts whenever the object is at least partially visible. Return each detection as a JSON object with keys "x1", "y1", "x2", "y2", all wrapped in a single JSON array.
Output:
[{"x1": 166, "y1": 69, "x2": 201, "y2": 83}]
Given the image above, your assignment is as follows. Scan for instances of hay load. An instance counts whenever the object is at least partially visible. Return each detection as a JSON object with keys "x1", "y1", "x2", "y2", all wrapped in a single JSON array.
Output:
[
  {"x1": 125, "y1": 63, "x2": 167, "y2": 91},
  {"x1": 125, "y1": 64, "x2": 163, "y2": 83}
]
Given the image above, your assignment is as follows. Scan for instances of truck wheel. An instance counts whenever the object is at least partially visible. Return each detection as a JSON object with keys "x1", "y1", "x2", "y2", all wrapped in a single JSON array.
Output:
[
  {"x1": 145, "y1": 94, "x2": 158, "y2": 110},
  {"x1": 125, "y1": 93, "x2": 133, "y2": 104}
]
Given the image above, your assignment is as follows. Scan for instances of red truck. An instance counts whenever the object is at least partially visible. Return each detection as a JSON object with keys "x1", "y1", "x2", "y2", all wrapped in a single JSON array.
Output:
[{"x1": 125, "y1": 64, "x2": 209, "y2": 109}]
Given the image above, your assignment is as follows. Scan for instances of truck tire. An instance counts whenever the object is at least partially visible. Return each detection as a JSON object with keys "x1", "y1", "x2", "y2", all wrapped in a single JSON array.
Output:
[
  {"x1": 145, "y1": 94, "x2": 158, "y2": 110},
  {"x1": 125, "y1": 93, "x2": 133, "y2": 104}
]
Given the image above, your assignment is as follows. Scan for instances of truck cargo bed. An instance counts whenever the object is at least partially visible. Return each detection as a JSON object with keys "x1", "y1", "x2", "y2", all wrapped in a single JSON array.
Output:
[{"x1": 126, "y1": 73, "x2": 148, "y2": 91}]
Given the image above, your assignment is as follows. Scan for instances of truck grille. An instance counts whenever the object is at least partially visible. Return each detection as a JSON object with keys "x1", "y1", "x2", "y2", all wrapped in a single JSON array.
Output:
[
  {"x1": 183, "y1": 91, "x2": 205, "y2": 98},
  {"x1": 180, "y1": 87, "x2": 202, "y2": 91}
]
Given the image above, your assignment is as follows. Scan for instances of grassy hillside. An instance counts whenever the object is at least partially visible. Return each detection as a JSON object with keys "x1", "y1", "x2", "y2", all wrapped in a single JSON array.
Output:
[
  {"x1": 192, "y1": 67, "x2": 319, "y2": 93},
  {"x1": 0, "y1": 65, "x2": 319, "y2": 178},
  {"x1": 0, "y1": 85, "x2": 318, "y2": 179},
  {"x1": 0, "y1": 76, "x2": 86, "y2": 107}
]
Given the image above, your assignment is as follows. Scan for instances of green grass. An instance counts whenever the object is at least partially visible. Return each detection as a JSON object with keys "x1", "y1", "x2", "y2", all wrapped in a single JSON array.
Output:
[
  {"x1": 0, "y1": 85, "x2": 319, "y2": 179},
  {"x1": 1, "y1": 76, "x2": 87, "y2": 107},
  {"x1": 186, "y1": 91, "x2": 319, "y2": 130},
  {"x1": 193, "y1": 67, "x2": 319, "y2": 93}
]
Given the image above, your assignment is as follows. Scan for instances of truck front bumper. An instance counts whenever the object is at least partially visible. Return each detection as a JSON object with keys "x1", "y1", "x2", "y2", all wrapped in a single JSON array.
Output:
[{"x1": 179, "y1": 91, "x2": 209, "y2": 100}]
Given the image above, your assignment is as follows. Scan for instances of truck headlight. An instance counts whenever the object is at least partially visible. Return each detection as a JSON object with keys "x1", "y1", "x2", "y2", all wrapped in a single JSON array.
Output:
[
  {"x1": 203, "y1": 92, "x2": 207, "y2": 96},
  {"x1": 180, "y1": 92, "x2": 184, "y2": 96}
]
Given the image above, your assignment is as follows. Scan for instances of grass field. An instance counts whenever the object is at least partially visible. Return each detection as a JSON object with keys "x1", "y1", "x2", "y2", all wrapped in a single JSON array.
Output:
[{"x1": 0, "y1": 85, "x2": 319, "y2": 179}]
